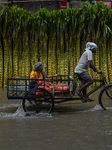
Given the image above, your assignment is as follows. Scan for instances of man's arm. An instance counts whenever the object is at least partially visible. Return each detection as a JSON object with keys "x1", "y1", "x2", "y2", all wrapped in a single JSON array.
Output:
[
  {"x1": 89, "y1": 60, "x2": 102, "y2": 74},
  {"x1": 47, "y1": 74, "x2": 59, "y2": 78}
]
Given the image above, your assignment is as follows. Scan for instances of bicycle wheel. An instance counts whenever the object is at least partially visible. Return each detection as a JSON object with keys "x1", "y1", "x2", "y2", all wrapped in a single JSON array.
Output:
[
  {"x1": 99, "y1": 84, "x2": 112, "y2": 110},
  {"x1": 22, "y1": 88, "x2": 54, "y2": 115}
]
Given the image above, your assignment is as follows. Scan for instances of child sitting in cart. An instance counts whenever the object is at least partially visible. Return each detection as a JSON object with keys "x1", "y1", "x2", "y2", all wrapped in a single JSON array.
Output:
[
  {"x1": 30, "y1": 62, "x2": 59, "y2": 89},
  {"x1": 30, "y1": 62, "x2": 70, "y2": 95}
]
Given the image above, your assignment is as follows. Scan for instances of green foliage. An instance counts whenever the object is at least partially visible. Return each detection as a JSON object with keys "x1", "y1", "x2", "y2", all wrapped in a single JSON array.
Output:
[{"x1": 0, "y1": 3, "x2": 112, "y2": 87}]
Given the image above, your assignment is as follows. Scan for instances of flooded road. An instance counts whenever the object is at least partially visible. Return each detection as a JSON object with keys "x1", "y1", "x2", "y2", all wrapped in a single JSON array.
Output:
[{"x1": 0, "y1": 88, "x2": 112, "y2": 150}]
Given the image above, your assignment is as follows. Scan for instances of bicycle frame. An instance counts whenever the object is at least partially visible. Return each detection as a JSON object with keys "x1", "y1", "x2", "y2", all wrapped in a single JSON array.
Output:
[{"x1": 83, "y1": 73, "x2": 107, "y2": 98}]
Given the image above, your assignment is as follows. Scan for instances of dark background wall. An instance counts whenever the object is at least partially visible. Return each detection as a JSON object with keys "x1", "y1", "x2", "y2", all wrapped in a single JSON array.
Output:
[
  {"x1": 13, "y1": 1, "x2": 60, "y2": 12},
  {"x1": 0, "y1": 0, "x2": 82, "y2": 12}
]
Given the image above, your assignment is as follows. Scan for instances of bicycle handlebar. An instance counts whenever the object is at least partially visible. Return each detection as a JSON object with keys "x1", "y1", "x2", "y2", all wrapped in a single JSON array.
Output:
[{"x1": 101, "y1": 71, "x2": 105, "y2": 78}]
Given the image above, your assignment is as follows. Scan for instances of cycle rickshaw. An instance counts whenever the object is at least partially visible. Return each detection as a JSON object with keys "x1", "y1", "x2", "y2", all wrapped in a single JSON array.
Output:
[{"x1": 7, "y1": 73, "x2": 112, "y2": 115}]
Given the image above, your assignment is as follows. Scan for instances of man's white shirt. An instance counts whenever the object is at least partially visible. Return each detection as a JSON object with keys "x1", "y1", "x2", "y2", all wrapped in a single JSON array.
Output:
[{"x1": 74, "y1": 50, "x2": 93, "y2": 74}]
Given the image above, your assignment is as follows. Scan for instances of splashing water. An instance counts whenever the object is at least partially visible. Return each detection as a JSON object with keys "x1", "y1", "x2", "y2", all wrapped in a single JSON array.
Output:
[{"x1": 0, "y1": 102, "x2": 53, "y2": 119}]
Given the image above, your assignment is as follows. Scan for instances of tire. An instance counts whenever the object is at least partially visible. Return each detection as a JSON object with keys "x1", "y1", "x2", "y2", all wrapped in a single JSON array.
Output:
[
  {"x1": 99, "y1": 84, "x2": 112, "y2": 110},
  {"x1": 22, "y1": 88, "x2": 54, "y2": 115}
]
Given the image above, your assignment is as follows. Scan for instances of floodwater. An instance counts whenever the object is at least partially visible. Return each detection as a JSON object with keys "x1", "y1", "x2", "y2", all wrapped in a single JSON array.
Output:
[{"x1": 0, "y1": 88, "x2": 112, "y2": 150}]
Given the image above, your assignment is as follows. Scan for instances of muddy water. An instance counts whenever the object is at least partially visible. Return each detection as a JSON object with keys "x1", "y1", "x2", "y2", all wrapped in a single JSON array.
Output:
[{"x1": 0, "y1": 88, "x2": 112, "y2": 150}]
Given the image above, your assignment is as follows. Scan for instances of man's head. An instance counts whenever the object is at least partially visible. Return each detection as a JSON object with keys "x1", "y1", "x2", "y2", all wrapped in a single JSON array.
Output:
[{"x1": 85, "y1": 42, "x2": 97, "y2": 53}]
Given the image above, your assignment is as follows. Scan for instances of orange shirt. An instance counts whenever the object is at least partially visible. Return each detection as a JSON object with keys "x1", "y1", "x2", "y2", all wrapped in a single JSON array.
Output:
[{"x1": 30, "y1": 71, "x2": 44, "y2": 79}]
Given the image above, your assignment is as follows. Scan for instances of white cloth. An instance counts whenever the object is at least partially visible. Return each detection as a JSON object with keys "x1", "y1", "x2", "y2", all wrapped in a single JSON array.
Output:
[
  {"x1": 85, "y1": 42, "x2": 97, "y2": 51},
  {"x1": 74, "y1": 50, "x2": 93, "y2": 73}
]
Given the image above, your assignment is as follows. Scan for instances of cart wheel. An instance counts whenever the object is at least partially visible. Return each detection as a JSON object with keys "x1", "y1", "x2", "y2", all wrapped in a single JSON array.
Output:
[
  {"x1": 22, "y1": 88, "x2": 54, "y2": 115},
  {"x1": 99, "y1": 84, "x2": 112, "y2": 110}
]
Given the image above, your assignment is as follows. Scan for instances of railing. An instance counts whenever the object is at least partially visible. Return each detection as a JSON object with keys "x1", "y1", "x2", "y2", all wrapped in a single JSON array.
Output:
[{"x1": 7, "y1": 75, "x2": 75, "y2": 99}]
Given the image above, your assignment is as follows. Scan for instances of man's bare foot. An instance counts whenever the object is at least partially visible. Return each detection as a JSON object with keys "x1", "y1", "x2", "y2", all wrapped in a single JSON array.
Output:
[{"x1": 76, "y1": 91, "x2": 94, "y2": 102}]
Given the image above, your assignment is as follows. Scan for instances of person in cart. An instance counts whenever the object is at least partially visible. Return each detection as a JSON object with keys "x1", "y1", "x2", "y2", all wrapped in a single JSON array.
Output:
[
  {"x1": 74, "y1": 42, "x2": 102, "y2": 102},
  {"x1": 30, "y1": 62, "x2": 59, "y2": 89}
]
